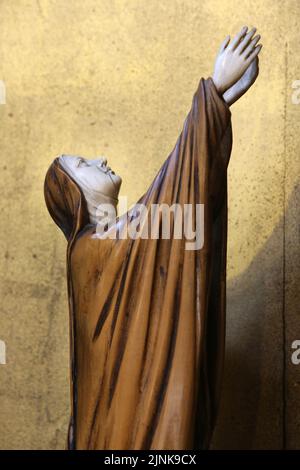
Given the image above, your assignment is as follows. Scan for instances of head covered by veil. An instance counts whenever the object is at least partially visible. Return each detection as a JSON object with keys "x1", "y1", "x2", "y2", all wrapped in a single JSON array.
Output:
[{"x1": 44, "y1": 156, "x2": 90, "y2": 243}]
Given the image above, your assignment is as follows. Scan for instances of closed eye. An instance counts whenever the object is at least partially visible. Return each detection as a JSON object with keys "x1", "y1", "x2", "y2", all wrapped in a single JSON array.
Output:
[{"x1": 77, "y1": 157, "x2": 89, "y2": 167}]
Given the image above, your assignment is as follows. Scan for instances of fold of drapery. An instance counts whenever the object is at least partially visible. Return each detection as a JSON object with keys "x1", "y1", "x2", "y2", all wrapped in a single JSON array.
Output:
[{"x1": 44, "y1": 76, "x2": 232, "y2": 450}]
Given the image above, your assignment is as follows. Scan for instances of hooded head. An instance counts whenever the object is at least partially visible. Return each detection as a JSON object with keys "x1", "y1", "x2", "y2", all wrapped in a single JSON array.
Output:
[
  {"x1": 44, "y1": 156, "x2": 90, "y2": 242},
  {"x1": 44, "y1": 155, "x2": 122, "y2": 242}
]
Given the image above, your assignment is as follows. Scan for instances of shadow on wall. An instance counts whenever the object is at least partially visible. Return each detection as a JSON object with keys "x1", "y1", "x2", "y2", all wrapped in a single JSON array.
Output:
[{"x1": 211, "y1": 181, "x2": 300, "y2": 450}]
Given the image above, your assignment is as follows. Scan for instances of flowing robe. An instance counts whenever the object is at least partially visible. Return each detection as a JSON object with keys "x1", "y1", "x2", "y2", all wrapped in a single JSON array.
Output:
[{"x1": 44, "y1": 77, "x2": 232, "y2": 450}]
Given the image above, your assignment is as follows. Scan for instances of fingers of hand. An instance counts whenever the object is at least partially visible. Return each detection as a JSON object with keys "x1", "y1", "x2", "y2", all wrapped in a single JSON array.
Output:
[
  {"x1": 230, "y1": 25, "x2": 248, "y2": 50},
  {"x1": 219, "y1": 35, "x2": 231, "y2": 53},
  {"x1": 236, "y1": 27, "x2": 257, "y2": 53},
  {"x1": 245, "y1": 44, "x2": 263, "y2": 66},
  {"x1": 244, "y1": 35, "x2": 261, "y2": 59}
]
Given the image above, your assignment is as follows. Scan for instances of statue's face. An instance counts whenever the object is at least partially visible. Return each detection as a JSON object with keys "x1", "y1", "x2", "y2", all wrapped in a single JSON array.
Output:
[{"x1": 59, "y1": 155, "x2": 122, "y2": 201}]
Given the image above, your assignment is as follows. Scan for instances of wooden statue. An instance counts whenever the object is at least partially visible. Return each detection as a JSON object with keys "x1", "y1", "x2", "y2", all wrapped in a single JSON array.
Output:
[{"x1": 44, "y1": 26, "x2": 262, "y2": 449}]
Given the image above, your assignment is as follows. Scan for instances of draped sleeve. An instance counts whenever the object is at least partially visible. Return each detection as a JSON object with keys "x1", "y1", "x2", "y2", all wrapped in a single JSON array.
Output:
[{"x1": 126, "y1": 76, "x2": 232, "y2": 216}]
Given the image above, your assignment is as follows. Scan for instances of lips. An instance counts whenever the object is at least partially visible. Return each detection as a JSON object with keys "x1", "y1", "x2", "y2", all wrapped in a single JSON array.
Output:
[
  {"x1": 100, "y1": 166, "x2": 113, "y2": 174},
  {"x1": 101, "y1": 165, "x2": 115, "y2": 176}
]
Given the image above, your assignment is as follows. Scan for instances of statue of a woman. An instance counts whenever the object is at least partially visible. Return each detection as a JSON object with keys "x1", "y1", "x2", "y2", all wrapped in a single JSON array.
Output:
[{"x1": 44, "y1": 26, "x2": 262, "y2": 450}]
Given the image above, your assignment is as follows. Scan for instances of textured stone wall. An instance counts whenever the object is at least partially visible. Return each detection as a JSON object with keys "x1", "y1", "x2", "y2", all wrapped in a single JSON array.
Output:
[{"x1": 0, "y1": 0, "x2": 299, "y2": 449}]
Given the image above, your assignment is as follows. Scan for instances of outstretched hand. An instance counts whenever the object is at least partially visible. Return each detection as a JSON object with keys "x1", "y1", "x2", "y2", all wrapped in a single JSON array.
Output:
[
  {"x1": 212, "y1": 26, "x2": 262, "y2": 95},
  {"x1": 222, "y1": 56, "x2": 259, "y2": 106}
]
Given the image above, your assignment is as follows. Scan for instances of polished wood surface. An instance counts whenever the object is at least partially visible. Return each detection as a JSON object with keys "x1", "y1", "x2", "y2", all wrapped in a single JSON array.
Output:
[{"x1": 44, "y1": 77, "x2": 232, "y2": 450}]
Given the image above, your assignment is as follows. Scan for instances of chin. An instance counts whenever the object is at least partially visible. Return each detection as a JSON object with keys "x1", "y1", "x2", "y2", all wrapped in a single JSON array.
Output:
[{"x1": 113, "y1": 174, "x2": 122, "y2": 188}]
